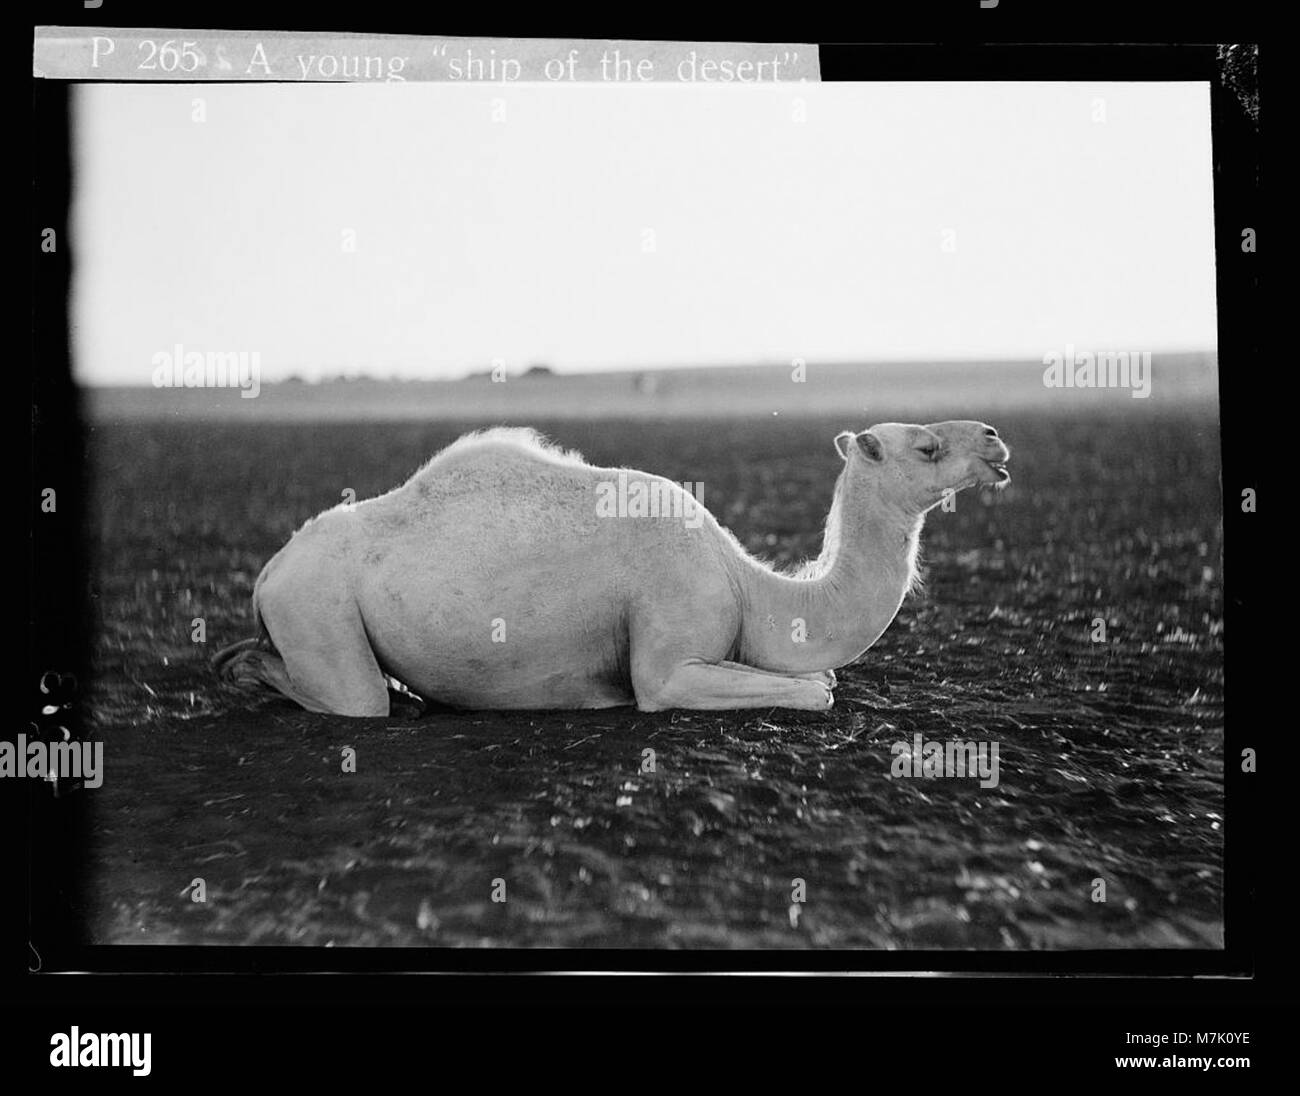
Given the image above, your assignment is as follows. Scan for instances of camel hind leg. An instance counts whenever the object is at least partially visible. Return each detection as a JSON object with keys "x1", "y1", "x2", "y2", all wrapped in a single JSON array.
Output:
[
  {"x1": 218, "y1": 641, "x2": 423, "y2": 717},
  {"x1": 217, "y1": 643, "x2": 341, "y2": 714},
  {"x1": 253, "y1": 569, "x2": 391, "y2": 718}
]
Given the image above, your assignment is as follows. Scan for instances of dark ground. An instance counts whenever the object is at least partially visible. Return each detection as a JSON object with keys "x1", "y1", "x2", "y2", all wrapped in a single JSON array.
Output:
[{"x1": 80, "y1": 410, "x2": 1224, "y2": 948}]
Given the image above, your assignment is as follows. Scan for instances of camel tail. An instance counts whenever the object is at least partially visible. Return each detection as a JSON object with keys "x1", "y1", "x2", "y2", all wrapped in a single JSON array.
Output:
[{"x1": 211, "y1": 624, "x2": 275, "y2": 682}]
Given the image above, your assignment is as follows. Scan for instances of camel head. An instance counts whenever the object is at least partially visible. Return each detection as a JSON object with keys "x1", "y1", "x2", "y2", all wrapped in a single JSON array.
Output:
[{"x1": 833, "y1": 420, "x2": 1011, "y2": 515}]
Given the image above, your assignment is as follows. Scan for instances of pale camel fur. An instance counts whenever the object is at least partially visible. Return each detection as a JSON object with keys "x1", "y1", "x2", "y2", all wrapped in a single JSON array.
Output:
[{"x1": 214, "y1": 421, "x2": 1010, "y2": 716}]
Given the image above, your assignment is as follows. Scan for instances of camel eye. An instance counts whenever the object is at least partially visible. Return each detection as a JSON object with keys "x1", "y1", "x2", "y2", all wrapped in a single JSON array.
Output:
[{"x1": 916, "y1": 444, "x2": 940, "y2": 461}]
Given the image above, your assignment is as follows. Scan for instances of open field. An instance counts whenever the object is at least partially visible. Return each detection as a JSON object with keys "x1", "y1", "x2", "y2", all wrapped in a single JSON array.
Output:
[
  {"x1": 79, "y1": 394, "x2": 1224, "y2": 948},
  {"x1": 84, "y1": 352, "x2": 1218, "y2": 421}
]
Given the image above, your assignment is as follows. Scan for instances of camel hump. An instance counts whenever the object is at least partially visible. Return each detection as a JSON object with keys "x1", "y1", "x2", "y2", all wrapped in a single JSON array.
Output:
[{"x1": 415, "y1": 427, "x2": 589, "y2": 476}]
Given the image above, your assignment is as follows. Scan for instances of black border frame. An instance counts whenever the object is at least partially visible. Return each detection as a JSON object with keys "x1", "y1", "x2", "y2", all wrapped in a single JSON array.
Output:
[{"x1": 19, "y1": 7, "x2": 1269, "y2": 1043}]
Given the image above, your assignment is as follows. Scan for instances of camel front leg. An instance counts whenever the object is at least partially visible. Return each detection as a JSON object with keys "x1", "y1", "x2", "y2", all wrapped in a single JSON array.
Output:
[
  {"x1": 795, "y1": 668, "x2": 836, "y2": 688},
  {"x1": 633, "y1": 658, "x2": 834, "y2": 712}
]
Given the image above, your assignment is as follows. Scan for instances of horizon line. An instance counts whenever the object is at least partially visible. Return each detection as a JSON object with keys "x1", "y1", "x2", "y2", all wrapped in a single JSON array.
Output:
[{"x1": 78, "y1": 347, "x2": 1218, "y2": 388}]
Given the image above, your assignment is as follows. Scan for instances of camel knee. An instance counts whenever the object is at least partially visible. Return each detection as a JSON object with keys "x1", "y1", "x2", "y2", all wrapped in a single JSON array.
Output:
[
  {"x1": 631, "y1": 663, "x2": 695, "y2": 712},
  {"x1": 632, "y1": 679, "x2": 677, "y2": 713},
  {"x1": 634, "y1": 690, "x2": 674, "y2": 713},
  {"x1": 222, "y1": 647, "x2": 388, "y2": 717},
  {"x1": 324, "y1": 696, "x2": 390, "y2": 718}
]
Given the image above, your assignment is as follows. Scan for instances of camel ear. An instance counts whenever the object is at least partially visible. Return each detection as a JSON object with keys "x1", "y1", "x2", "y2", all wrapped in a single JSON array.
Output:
[
  {"x1": 857, "y1": 432, "x2": 884, "y2": 462},
  {"x1": 834, "y1": 431, "x2": 854, "y2": 461}
]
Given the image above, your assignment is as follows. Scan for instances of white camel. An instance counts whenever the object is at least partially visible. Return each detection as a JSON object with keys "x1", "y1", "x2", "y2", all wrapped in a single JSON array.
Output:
[{"x1": 214, "y1": 421, "x2": 1010, "y2": 716}]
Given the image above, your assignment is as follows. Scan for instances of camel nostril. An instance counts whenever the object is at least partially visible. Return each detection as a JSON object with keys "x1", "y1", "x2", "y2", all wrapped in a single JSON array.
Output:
[{"x1": 983, "y1": 426, "x2": 998, "y2": 437}]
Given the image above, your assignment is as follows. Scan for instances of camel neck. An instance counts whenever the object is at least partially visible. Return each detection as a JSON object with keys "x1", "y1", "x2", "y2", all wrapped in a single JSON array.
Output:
[{"x1": 734, "y1": 471, "x2": 922, "y2": 673}]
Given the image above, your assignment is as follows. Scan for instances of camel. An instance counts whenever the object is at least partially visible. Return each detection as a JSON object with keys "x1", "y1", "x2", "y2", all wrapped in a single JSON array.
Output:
[{"x1": 213, "y1": 421, "x2": 1010, "y2": 716}]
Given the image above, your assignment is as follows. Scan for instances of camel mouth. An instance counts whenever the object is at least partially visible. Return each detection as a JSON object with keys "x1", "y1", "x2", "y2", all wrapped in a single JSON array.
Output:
[{"x1": 978, "y1": 458, "x2": 1011, "y2": 486}]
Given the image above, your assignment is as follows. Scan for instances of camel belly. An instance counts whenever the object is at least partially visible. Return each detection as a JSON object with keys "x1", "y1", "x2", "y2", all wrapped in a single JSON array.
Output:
[{"x1": 356, "y1": 554, "x2": 634, "y2": 710}]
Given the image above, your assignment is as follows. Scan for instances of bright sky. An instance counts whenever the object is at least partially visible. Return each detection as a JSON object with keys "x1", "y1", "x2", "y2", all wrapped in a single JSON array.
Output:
[{"x1": 73, "y1": 81, "x2": 1217, "y2": 383}]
